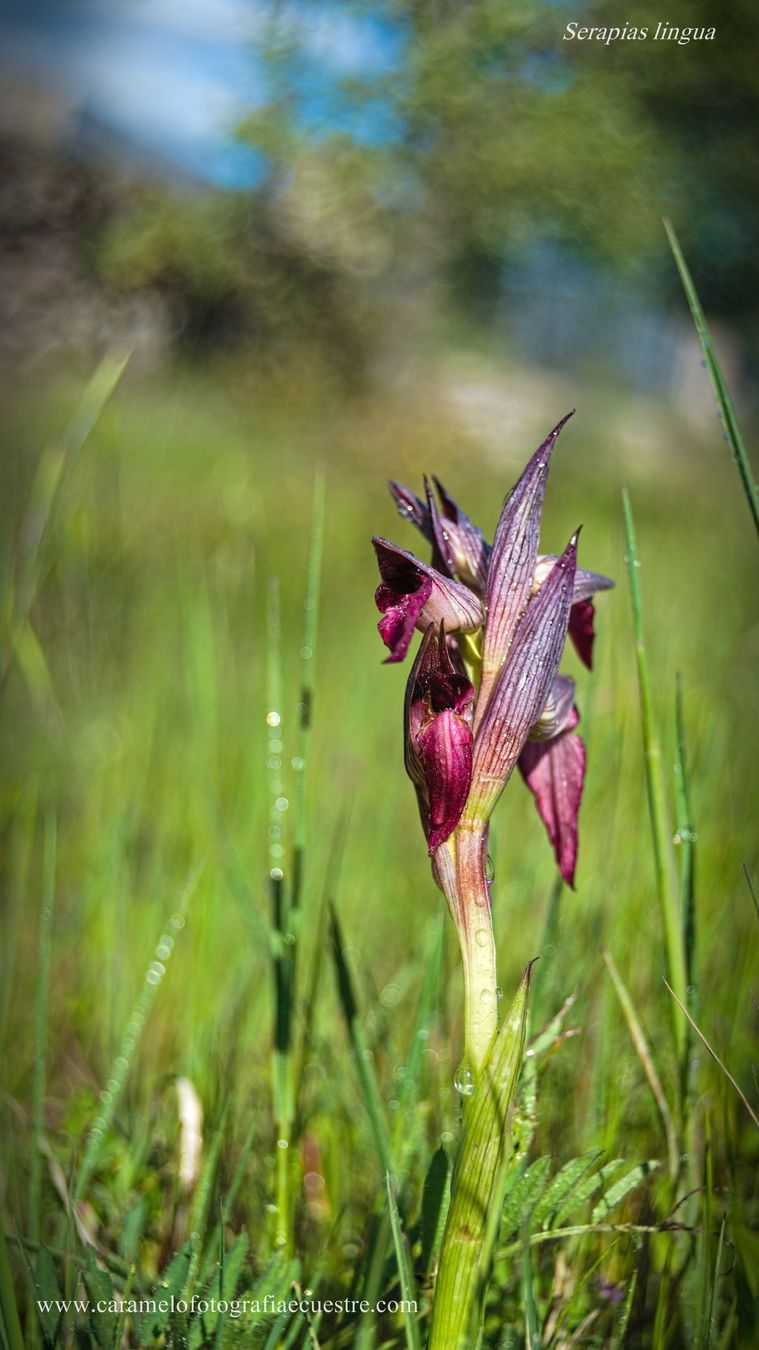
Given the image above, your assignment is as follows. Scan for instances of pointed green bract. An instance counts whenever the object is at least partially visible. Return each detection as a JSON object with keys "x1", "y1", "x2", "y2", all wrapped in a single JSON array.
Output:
[{"x1": 428, "y1": 967, "x2": 530, "y2": 1350}]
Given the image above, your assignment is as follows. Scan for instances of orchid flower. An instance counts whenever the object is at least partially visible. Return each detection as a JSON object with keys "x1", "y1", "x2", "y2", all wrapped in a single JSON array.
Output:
[{"x1": 372, "y1": 414, "x2": 613, "y2": 1075}]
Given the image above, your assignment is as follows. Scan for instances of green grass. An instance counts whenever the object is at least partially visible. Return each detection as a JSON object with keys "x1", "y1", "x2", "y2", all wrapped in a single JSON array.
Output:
[{"x1": 0, "y1": 355, "x2": 757, "y2": 1347}]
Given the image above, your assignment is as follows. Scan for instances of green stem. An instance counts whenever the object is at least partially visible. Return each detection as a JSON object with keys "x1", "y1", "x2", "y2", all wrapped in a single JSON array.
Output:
[
  {"x1": 429, "y1": 970, "x2": 530, "y2": 1350},
  {"x1": 456, "y1": 825, "x2": 498, "y2": 1076}
]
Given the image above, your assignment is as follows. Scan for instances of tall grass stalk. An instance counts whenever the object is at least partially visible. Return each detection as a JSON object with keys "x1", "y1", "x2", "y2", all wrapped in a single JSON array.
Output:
[
  {"x1": 663, "y1": 218, "x2": 758, "y2": 538},
  {"x1": 0, "y1": 1229, "x2": 25, "y2": 1350},
  {"x1": 29, "y1": 815, "x2": 56, "y2": 1247},
  {"x1": 663, "y1": 981, "x2": 759, "y2": 1133},
  {"x1": 602, "y1": 949, "x2": 678, "y2": 1181},
  {"x1": 266, "y1": 576, "x2": 294, "y2": 1250},
  {"x1": 73, "y1": 875, "x2": 197, "y2": 1205},
  {"x1": 622, "y1": 490, "x2": 688, "y2": 1080},
  {"x1": 674, "y1": 674, "x2": 696, "y2": 996},
  {"x1": 1, "y1": 350, "x2": 130, "y2": 692},
  {"x1": 290, "y1": 469, "x2": 325, "y2": 919}
]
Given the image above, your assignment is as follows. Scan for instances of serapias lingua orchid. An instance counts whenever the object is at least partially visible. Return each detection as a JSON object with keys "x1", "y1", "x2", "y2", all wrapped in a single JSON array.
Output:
[{"x1": 371, "y1": 413, "x2": 613, "y2": 1073}]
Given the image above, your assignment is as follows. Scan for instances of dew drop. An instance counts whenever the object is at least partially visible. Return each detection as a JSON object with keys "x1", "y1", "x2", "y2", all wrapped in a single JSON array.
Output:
[
  {"x1": 475, "y1": 928, "x2": 491, "y2": 948},
  {"x1": 480, "y1": 988, "x2": 494, "y2": 1006},
  {"x1": 266, "y1": 710, "x2": 281, "y2": 727},
  {"x1": 453, "y1": 1058, "x2": 475, "y2": 1097}
]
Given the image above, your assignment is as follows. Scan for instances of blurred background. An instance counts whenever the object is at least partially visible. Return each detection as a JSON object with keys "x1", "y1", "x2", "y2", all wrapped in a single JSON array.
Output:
[{"x1": 1, "y1": 2, "x2": 758, "y2": 1340}]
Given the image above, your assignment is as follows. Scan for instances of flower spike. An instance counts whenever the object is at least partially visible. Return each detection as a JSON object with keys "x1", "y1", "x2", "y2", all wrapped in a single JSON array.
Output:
[{"x1": 373, "y1": 417, "x2": 611, "y2": 1068}]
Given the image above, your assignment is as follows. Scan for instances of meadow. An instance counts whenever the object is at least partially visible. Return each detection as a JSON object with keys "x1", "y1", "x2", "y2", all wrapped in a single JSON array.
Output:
[{"x1": 1, "y1": 342, "x2": 757, "y2": 1348}]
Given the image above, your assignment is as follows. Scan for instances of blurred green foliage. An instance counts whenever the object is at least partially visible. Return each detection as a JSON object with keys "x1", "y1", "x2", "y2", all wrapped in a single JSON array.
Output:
[{"x1": 87, "y1": 0, "x2": 759, "y2": 369}]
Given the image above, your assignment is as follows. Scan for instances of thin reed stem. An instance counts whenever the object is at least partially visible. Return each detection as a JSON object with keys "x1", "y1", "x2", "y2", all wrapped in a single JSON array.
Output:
[
  {"x1": 266, "y1": 577, "x2": 293, "y2": 1251},
  {"x1": 622, "y1": 491, "x2": 688, "y2": 1079}
]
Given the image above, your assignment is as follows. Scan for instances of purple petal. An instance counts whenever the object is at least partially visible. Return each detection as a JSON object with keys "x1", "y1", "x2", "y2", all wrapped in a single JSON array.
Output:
[
  {"x1": 417, "y1": 708, "x2": 473, "y2": 852},
  {"x1": 423, "y1": 478, "x2": 456, "y2": 577},
  {"x1": 528, "y1": 675, "x2": 577, "y2": 742},
  {"x1": 431, "y1": 477, "x2": 490, "y2": 591},
  {"x1": 373, "y1": 538, "x2": 484, "y2": 663},
  {"x1": 568, "y1": 598, "x2": 596, "y2": 669},
  {"x1": 469, "y1": 532, "x2": 578, "y2": 823},
  {"x1": 388, "y1": 480, "x2": 433, "y2": 540},
  {"x1": 478, "y1": 413, "x2": 574, "y2": 722},
  {"x1": 535, "y1": 555, "x2": 614, "y2": 605},
  {"x1": 404, "y1": 626, "x2": 474, "y2": 850},
  {"x1": 519, "y1": 715, "x2": 586, "y2": 887},
  {"x1": 376, "y1": 574, "x2": 432, "y2": 663}
]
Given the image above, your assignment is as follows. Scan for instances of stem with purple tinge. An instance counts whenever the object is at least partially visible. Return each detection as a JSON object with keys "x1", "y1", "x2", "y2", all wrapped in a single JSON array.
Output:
[{"x1": 436, "y1": 820, "x2": 498, "y2": 1083}]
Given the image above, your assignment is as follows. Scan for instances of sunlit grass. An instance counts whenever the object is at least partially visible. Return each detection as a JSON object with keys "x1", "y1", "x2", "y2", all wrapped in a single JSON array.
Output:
[{"x1": 1, "y1": 357, "x2": 757, "y2": 1346}]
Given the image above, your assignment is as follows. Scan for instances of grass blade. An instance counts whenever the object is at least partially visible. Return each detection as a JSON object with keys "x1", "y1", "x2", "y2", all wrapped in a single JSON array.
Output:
[
  {"x1": 392, "y1": 914, "x2": 447, "y2": 1165},
  {"x1": 603, "y1": 949, "x2": 679, "y2": 1182},
  {"x1": 29, "y1": 816, "x2": 56, "y2": 1247},
  {"x1": 290, "y1": 467, "x2": 325, "y2": 920},
  {"x1": 0, "y1": 1229, "x2": 25, "y2": 1350},
  {"x1": 663, "y1": 980, "x2": 759, "y2": 1132},
  {"x1": 663, "y1": 218, "x2": 758, "y2": 538},
  {"x1": 521, "y1": 1232, "x2": 544, "y2": 1350},
  {"x1": 266, "y1": 575, "x2": 295, "y2": 1251},
  {"x1": 704, "y1": 1215, "x2": 726, "y2": 1348},
  {"x1": 622, "y1": 490, "x2": 688, "y2": 1072},
  {"x1": 328, "y1": 903, "x2": 393, "y2": 1178},
  {"x1": 2, "y1": 350, "x2": 130, "y2": 691},
  {"x1": 182, "y1": 1100, "x2": 230, "y2": 1300},
  {"x1": 420, "y1": 1147, "x2": 451, "y2": 1277},
  {"x1": 73, "y1": 871, "x2": 199, "y2": 1204},
  {"x1": 674, "y1": 674, "x2": 696, "y2": 993},
  {"x1": 385, "y1": 1173, "x2": 421, "y2": 1350},
  {"x1": 611, "y1": 1270, "x2": 638, "y2": 1350}
]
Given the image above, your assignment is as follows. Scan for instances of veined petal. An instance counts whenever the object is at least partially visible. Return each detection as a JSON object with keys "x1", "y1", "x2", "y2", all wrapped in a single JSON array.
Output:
[
  {"x1": 373, "y1": 538, "x2": 484, "y2": 663},
  {"x1": 528, "y1": 674, "x2": 576, "y2": 742},
  {"x1": 568, "y1": 598, "x2": 596, "y2": 670},
  {"x1": 418, "y1": 708, "x2": 473, "y2": 852},
  {"x1": 467, "y1": 532, "x2": 578, "y2": 824},
  {"x1": 477, "y1": 413, "x2": 574, "y2": 723},
  {"x1": 430, "y1": 477, "x2": 490, "y2": 591},
  {"x1": 534, "y1": 554, "x2": 614, "y2": 604},
  {"x1": 519, "y1": 714, "x2": 586, "y2": 887},
  {"x1": 404, "y1": 625, "x2": 474, "y2": 850},
  {"x1": 388, "y1": 480, "x2": 433, "y2": 540}
]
